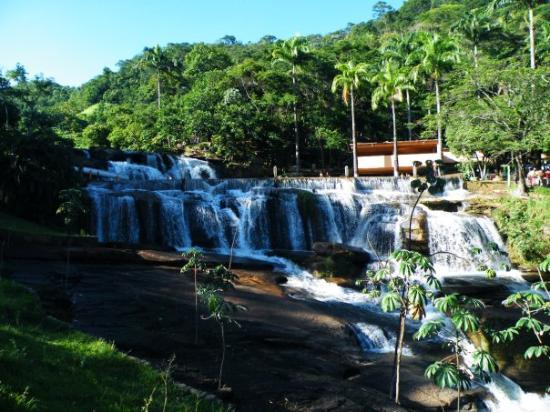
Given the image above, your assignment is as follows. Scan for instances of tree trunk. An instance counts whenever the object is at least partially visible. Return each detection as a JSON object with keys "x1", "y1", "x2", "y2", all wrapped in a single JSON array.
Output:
[
  {"x1": 528, "y1": 7, "x2": 536, "y2": 69},
  {"x1": 218, "y1": 321, "x2": 226, "y2": 390},
  {"x1": 4, "y1": 104, "x2": 8, "y2": 129},
  {"x1": 515, "y1": 154, "x2": 528, "y2": 195},
  {"x1": 406, "y1": 89, "x2": 412, "y2": 141},
  {"x1": 394, "y1": 311, "x2": 406, "y2": 404},
  {"x1": 292, "y1": 65, "x2": 300, "y2": 173},
  {"x1": 194, "y1": 268, "x2": 199, "y2": 345},
  {"x1": 473, "y1": 44, "x2": 479, "y2": 68},
  {"x1": 455, "y1": 332, "x2": 461, "y2": 412},
  {"x1": 157, "y1": 73, "x2": 161, "y2": 109},
  {"x1": 434, "y1": 79, "x2": 442, "y2": 159},
  {"x1": 391, "y1": 100, "x2": 399, "y2": 177},
  {"x1": 350, "y1": 86, "x2": 358, "y2": 177}
]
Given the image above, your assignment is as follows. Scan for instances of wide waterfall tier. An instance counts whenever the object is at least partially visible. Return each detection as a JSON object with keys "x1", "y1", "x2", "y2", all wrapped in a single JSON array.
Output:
[
  {"x1": 83, "y1": 152, "x2": 217, "y2": 181},
  {"x1": 87, "y1": 175, "x2": 509, "y2": 274}
]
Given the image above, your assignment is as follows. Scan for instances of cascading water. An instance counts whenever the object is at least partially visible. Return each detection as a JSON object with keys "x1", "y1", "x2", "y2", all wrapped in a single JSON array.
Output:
[{"x1": 85, "y1": 153, "x2": 547, "y2": 411}]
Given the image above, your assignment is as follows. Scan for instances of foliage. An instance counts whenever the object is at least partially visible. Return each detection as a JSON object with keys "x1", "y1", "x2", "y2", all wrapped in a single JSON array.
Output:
[
  {"x1": 492, "y1": 190, "x2": 550, "y2": 267},
  {"x1": 56, "y1": 188, "x2": 86, "y2": 234},
  {"x1": 495, "y1": 267, "x2": 550, "y2": 361},
  {"x1": 0, "y1": 129, "x2": 79, "y2": 222},
  {"x1": 415, "y1": 292, "x2": 498, "y2": 410},
  {"x1": 0, "y1": 279, "x2": 227, "y2": 411}
]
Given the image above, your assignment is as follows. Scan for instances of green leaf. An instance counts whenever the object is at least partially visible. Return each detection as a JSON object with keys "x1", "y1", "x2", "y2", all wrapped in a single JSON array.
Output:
[
  {"x1": 492, "y1": 327, "x2": 519, "y2": 344},
  {"x1": 381, "y1": 292, "x2": 401, "y2": 313},
  {"x1": 540, "y1": 256, "x2": 550, "y2": 273},
  {"x1": 472, "y1": 350, "x2": 498, "y2": 373},
  {"x1": 515, "y1": 317, "x2": 543, "y2": 333},
  {"x1": 434, "y1": 294, "x2": 459, "y2": 314},
  {"x1": 425, "y1": 362, "x2": 461, "y2": 389},
  {"x1": 414, "y1": 319, "x2": 444, "y2": 341},
  {"x1": 425, "y1": 275, "x2": 442, "y2": 290},
  {"x1": 485, "y1": 268, "x2": 497, "y2": 279},
  {"x1": 524, "y1": 345, "x2": 550, "y2": 359},
  {"x1": 451, "y1": 310, "x2": 480, "y2": 332},
  {"x1": 408, "y1": 284, "x2": 427, "y2": 306}
]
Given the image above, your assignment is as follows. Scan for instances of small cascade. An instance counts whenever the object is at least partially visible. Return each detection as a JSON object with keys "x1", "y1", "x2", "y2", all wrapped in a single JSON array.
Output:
[
  {"x1": 425, "y1": 208, "x2": 511, "y2": 274},
  {"x1": 484, "y1": 375, "x2": 550, "y2": 412},
  {"x1": 351, "y1": 323, "x2": 398, "y2": 354}
]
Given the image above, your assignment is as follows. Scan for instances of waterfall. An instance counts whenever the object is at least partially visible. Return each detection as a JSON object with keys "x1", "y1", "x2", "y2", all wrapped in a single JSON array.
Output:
[
  {"x1": 351, "y1": 323, "x2": 398, "y2": 354},
  {"x1": 84, "y1": 153, "x2": 548, "y2": 411}
]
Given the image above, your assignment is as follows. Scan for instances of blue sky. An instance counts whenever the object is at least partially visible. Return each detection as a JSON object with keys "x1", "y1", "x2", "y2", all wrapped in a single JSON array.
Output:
[{"x1": 0, "y1": 0, "x2": 404, "y2": 86}]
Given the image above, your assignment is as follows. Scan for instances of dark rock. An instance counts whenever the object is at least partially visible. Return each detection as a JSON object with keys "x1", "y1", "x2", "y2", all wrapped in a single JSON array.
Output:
[
  {"x1": 311, "y1": 242, "x2": 370, "y2": 264},
  {"x1": 421, "y1": 199, "x2": 462, "y2": 212}
]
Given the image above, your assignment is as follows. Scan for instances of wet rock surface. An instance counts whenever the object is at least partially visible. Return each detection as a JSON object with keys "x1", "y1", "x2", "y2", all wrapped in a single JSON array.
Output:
[{"x1": 7, "y1": 257, "x2": 463, "y2": 411}]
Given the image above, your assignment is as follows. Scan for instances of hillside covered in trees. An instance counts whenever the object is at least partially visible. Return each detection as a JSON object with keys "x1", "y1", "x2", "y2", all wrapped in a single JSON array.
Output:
[{"x1": 1, "y1": 0, "x2": 549, "y2": 212}]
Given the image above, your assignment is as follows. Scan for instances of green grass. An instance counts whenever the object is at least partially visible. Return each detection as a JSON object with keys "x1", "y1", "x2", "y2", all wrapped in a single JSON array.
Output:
[
  {"x1": 0, "y1": 280, "x2": 228, "y2": 412},
  {"x1": 492, "y1": 187, "x2": 550, "y2": 269},
  {"x1": 0, "y1": 213, "x2": 66, "y2": 237}
]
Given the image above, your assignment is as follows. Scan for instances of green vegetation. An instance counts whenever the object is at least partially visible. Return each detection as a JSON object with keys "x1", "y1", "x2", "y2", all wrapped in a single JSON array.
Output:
[
  {"x1": 0, "y1": 279, "x2": 227, "y2": 411},
  {"x1": 0, "y1": 212, "x2": 65, "y2": 237},
  {"x1": 493, "y1": 188, "x2": 550, "y2": 268},
  {"x1": 0, "y1": 0, "x2": 548, "y2": 225}
]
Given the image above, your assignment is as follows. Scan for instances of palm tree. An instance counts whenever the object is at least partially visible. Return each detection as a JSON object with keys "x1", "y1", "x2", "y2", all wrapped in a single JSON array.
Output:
[
  {"x1": 408, "y1": 33, "x2": 459, "y2": 158},
  {"x1": 140, "y1": 45, "x2": 177, "y2": 108},
  {"x1": 490, "y1": 0, "x2": 544, "y2": 69},
  {"x1": 382, "y1": 32, "x2": 419, "y2": 140},
  {"x1": 452, "y1": 9, "x2": 495, "y2": 67},
  {"x1": 272, "y1": 36, "x2": 310, "y2": 173},
  {"x1": 331, "y1": 61, "x2": 368, "y2": 178},
  {"x1": 371, "y1": 61, "x2": 414, "y2": 177}
]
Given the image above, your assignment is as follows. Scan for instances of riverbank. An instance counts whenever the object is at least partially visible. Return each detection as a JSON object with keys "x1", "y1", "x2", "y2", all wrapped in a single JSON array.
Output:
[
  {"x1": 4, "y1": 251, "x2": 469, "y2": 411},
  {"x1": 0, "y1": 278, "x2": 226, "y2": 411},
  {"x1": 464, "y1": 186, "x2": 550, "y2": 270}
]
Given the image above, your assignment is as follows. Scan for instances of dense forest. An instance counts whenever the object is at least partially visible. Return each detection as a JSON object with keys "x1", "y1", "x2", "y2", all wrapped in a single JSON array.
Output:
[{"x1": 0, "y1": 0, "x2": 549, "y2": 217}]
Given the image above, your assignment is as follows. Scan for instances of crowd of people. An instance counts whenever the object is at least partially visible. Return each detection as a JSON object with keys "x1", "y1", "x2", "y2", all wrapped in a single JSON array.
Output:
[{"x1": 527, "y1": 166, "x2": 550, "y2": 187}]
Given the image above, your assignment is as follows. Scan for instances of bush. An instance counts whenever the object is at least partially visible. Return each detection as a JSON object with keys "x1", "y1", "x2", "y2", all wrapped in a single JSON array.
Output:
[
  {"x1": 493, "y1": 192, "x2": 550, "y2": 268},
  {"x1": 0, "y1": 130, "x2": 80, "y2": 223}
]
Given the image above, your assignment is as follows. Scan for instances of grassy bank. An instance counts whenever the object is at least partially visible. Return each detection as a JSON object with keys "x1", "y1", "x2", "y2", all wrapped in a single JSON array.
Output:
[
  {"x1": 490, "y1": 187, "x2": 550, "y2": 269},
  {"x1": 0, "y1": 279, "x2": 227, "y2": 412}
]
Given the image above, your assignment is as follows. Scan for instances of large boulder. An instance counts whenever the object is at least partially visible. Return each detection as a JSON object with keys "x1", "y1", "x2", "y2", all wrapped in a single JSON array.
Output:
[
  {"x1": 298, "y1": 242, "x2": 371, "y2": 283},
  {"x1": 312, "y1": 242, "x2": 371, "y2": 264},
  {"x1": 400, "y1": 209, "x2": 429, "y2": 254}
]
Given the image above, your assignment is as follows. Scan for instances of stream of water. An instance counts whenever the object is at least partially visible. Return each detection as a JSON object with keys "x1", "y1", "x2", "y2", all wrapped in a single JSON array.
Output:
[{"x1": 84, "y1": 152, "x2": 549, "y2": 411}]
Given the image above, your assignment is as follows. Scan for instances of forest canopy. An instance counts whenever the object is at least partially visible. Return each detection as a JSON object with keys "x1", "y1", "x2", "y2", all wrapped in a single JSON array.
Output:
[{"x1": 0, "y1": 0, "x2": 548, "y2": 176}]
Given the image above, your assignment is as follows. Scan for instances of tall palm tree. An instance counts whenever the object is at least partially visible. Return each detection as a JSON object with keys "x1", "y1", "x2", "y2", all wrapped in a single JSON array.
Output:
[
  {"x1": 331, "y1": 61, "x2": 369, "y2": 177},
  {"x1": 272, "y1": 36, "x2": 310, "y2": 173},
  {"x1": 452, "y1": 9, "x2": 495, "y2": 67},
  {"x1": 371, "y1": 61, "x2": 414, "y2": 177},
  {"x1": 382, "y1": 32, "x2": 419, "y2": 140},
  {"x1": 490, "y1": 0, "x2": 544, "y2": 69},
  {"x1": 408, "y1": 33, "x2": 460, "y2": 158},
  {"x1": 140, "y1": 45, "x2": 177, "y2": 109}
]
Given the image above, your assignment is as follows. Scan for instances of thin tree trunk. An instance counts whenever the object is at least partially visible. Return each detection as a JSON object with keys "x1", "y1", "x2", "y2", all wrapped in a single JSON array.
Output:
[
  {"x1": 391, "y1": 100, "x2": 399, "y2": 177},
  {"x1": 528, "y1": 7, "x2": 536, "y2": 69},
  {"x1": 4, "y1": 104, "x2": 8, "y2": 129},
  {"x1": 194, "y1": 268, "x2": 199, "y2": 345},
  {"x1": 515, "y1": 154, "x2": 528, "y2": 195},
  {"x1": 157, "y1": 73, "x2": 161, "y2": 109},
  {"x1": 406, "y1": 89, "x2": 412, "y2": 141},
  {"x1": 350, "y1": 86, "x2": 358, "y2": 177},
  {"x1": 218, "y1": 321, "x2": 226, "y2": 390},
  {"x1": 473, "y1": 44, "x2": 479, "y2": 68},
  {"x1": 455, "y1": 332, "x2": 461, "y2": 412},
  {"x1": 394, "y1": 312, "x2": 406, "y2": 404},
  {"x1": 292, "y1": 65, "x2": 300, "y2": 173},
  {"x1": 434, "y1": 79, "x2": 442, "y2": 159}
]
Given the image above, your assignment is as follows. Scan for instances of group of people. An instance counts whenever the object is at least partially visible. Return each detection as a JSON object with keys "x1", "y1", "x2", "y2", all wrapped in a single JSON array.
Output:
[{"x1": 526, "y1": 167, "x2": 550, "y2": 187}]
